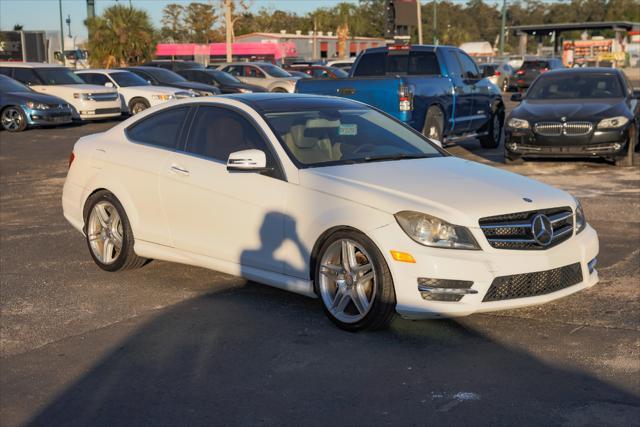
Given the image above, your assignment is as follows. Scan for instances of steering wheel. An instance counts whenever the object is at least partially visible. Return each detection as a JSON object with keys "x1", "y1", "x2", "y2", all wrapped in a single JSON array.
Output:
[{"x1": 352, "y1": 144, "x2": 378, "y2": 155}]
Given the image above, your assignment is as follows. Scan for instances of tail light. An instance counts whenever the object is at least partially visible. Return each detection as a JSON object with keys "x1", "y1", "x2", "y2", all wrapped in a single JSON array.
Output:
[
  {"x1": 540, "y1": 67, "x2": 549, "y2": 73},
  {"x1": 398, "y1": 84, "x2": 413, "y2": 112},
  {"x1": 68, "y1": 151, "x2": 75, "y2": 168},
  {"x1": 389, "y1": 45, "x2": 410, "y2": 51},
  {"x1": 494, "y1": 71, "x2": 501, "y2": 76},
  {"x1": 516, "y1": 70, "x2": 525, "y2": 75}
]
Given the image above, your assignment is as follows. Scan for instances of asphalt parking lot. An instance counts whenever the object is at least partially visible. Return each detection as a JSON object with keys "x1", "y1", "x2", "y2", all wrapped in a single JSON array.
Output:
[{"x1": 1, "y1": 98, "x2": 639, "y2": 426}]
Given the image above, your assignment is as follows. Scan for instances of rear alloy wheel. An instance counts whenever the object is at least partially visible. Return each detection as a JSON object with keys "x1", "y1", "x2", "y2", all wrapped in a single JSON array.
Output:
[
  {"x1": 129, "y1": 98, "x2": 150, "y2": 115},
  {"x1": 1, "y1": 106, "x2": 27, "y2": 132},
  {"x1": 479, "y1": 108, "x2": 503, "y2": 149},
  {"x1": 316, "y1": 231, "x2": 396, "y2": 331},
  {"x1": 85, "y1": 191, "x2": 148, "y2": 271}
]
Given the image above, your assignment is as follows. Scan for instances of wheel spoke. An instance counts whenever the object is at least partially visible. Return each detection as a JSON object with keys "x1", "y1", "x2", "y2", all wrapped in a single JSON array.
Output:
[
  {"x1": 102, "y1": 239, "x2": 114, "y2": 263},
  {"x1": 357, "y1": 271, "x2": 374, "y2": 286},
  {"x1": 94, "y1": 204, "x2": 110, "y2": 228},
  {"x1": 353, "y1": 262, "x2": 372, "y2": 276},
  {"x1": 88, "y1": 232, "x2": 101, "y2": 242},
  {"x1": 351, "y1": 288, "x2": 369, "y2": 315},
  {"x1": 320, "y1": 263, "x2": 342, "y2": 276},
  {"x1": 331, "y1": 286, "x2": 350, "y2": 313},
  {"x1": 341, "y1": 240, "x2": 357, "y2": 272}
]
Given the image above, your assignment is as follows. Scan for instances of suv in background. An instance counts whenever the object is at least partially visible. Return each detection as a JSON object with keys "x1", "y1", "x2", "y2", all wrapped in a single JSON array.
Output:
[
  {"x1": 0, "y1": 62, "x2": 121, "y2": 120},
  {"x1": 217, "y1": 62, "x2": 299, "y2": 93},
  {"x1": 479, "y1": 62, "x2": 515, "y2": 92},
  {"x1": 514, "y1": 58, "x2": 564, "y2": 91}
]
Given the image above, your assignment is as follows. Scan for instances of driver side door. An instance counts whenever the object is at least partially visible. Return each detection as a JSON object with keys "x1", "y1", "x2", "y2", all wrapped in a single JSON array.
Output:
[{"x1": 158, "y1": 105, "x2": 289, "y2": 274}]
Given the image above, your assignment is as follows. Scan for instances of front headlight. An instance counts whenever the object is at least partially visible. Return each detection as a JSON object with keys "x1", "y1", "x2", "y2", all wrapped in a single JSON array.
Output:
[
  {"x1": 574, "y1": 198, "x2": 586, "y2": 233},
  {"x1": 26, "y1": 101, "x2": 49, "y2": 110},
  {"x1": 151, "y1": 94, "x2": 174, "y2": 101},
  {"x1": 597, "y1": 116, "x2": 629, "y2": 129},
  {"x1": 237, "y1": 88, "x2": 253, "y2": 93},
  {"x1": 395, "y1": 211, "x2": 480, "y2": 250},
  {"x1": 507, "y1": 117, "x2": 530, "y2": 129}
]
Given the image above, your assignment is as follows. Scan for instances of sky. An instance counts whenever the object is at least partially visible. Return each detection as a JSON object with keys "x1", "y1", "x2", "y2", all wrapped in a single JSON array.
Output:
[{"x1": 0, "y1": 0, "x2": 365, "y2": 41}]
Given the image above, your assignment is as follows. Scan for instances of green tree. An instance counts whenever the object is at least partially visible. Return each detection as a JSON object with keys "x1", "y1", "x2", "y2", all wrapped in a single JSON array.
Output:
[
  {"x1": 160, "y1": 3, "x2": 187, "y2": 42},
  {"x1": 86, "y1": 5, "x2": 156, "y2": 67},
  {"x1": 184, "y1": 2, "x2": 219, "y2": 43}
]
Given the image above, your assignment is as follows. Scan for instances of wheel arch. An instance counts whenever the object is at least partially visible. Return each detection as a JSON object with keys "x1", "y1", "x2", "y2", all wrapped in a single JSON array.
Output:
[
  {"x1": 127, "y1": 96, "x2": 150, "y2": 112},
  {"x1": 81, "y1": 179, "x2": 140, "y2": 237}
]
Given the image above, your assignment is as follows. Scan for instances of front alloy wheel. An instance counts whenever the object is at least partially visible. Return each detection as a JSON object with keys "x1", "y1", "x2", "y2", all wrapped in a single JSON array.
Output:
[
  {"x1": 316, "y1": 231, "x2": 396, "y2": 331},
  {"x1": 1, "y1": 107, "x2": 27, "y2": 132}
]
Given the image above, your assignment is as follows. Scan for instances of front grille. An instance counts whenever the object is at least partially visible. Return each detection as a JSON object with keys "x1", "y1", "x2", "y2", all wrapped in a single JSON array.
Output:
[
  {"x1": 88, "y1": 92, "x2": 118, "y2": 102},
  {"x1": 94, "y1": 107, "x2": 121, "y2": 115},
  {"x1": 534, "y1": 121, "x2": 593, "y2": 136},
  {"x1": 479, "y1": 207, "x2": 574, "y2": 250},
  {"x1": 483, "y1": 263, "x2": 583, "y2": 302}
]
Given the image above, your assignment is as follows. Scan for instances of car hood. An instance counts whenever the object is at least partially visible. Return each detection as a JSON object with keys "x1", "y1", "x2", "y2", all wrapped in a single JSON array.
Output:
[
  {"x1": 43, "y1": 84, "x2": 117, "y2": 94},
  {"x1": 121, "y1": 85, "x2": 182, "y2": 95},
  {"x1": 5, "y1": 91, "x2": 68, "y2": 105},
  {"x1": 299, "y1": 157, "x2": 574, "y2": 228},
  {"x1": 513, "y1": 99, "x2": 627, "y2": 121}
]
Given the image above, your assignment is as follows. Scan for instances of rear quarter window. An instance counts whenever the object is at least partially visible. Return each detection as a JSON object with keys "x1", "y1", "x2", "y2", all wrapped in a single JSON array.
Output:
[
  {"x1": 353, "y1": 51, "x2": 440, "y2": 76},
  {"x1": 126, "y1": 107, "x2": 189, "y2": 150}
]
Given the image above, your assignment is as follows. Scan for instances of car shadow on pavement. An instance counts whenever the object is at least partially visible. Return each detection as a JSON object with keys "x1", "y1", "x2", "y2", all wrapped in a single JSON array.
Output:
[{"x1": 12, "y1": 283, "x2": 639, "y2": 427}]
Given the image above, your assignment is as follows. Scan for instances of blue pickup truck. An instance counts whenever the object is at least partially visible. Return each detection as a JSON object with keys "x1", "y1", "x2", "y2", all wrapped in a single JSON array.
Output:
[{"x1": 296, "y1": 45, "x2": 505, "y2": 148}]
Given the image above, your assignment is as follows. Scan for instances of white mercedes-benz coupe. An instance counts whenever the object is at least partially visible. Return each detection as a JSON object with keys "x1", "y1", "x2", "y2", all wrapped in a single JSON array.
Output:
[{"x1": 62, "y1": 94, "x2": 599, "y2": 330}]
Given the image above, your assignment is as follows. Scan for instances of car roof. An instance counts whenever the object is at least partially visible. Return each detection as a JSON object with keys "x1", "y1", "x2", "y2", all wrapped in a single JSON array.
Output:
[
  {"x1": 229, "y1": 93, "x2": 366, "y2": 113},
  {"x1": 76, "y1": 69, "x2": 129, "y2": 74},
  {"x1": 542, "y1": 67, "x2": 622, "y2": 76},
  {"x1": 221, "y1": 62, "x2": 273, "y2": 67},
  {"x1": 0, "y1": 62, "x2": 65, "y2": 68}
]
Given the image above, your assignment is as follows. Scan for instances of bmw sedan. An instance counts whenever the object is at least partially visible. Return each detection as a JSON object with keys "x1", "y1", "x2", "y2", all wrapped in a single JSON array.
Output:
[
  {"x1": 505, "y1": 68, "x2": 639, "y2": 166},
  {"x1": 62, "y1": 94, "x2": 599, "y2": 331}
]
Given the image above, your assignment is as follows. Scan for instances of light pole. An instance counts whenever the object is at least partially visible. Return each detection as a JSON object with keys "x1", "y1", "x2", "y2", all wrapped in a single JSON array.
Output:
[
  {"x1": 58, "y1": 0, "x2": 65, "y2": 52},
  {"x1": 416, "y1": 0, "x2": 423, "y2": 45},
  {"x1": 225, "y1": 0, "x2": 232, "y2": 62},
  {"x1": 432, "y1": 0, "x2": 437, "y2": 45},
  {"x1": 499, "y1": 0, "x2": 507, "y2": 57}
]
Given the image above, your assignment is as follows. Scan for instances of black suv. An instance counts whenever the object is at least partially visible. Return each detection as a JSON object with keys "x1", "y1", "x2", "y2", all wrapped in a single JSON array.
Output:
[
  {"x1": 514, "y1": 58, "x2": 564, "y2": 91},
  {"x1": 143, "y1": 60, "x2": 205, "y2": 72}
]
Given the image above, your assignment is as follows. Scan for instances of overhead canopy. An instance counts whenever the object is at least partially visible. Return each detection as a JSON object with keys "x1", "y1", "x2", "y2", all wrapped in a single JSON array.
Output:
[{"x1": 511, "y1": 21, "x2": 639, "y2": 35}]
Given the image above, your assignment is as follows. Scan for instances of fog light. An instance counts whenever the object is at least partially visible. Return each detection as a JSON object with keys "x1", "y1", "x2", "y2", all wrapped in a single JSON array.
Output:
[
  {"x1": 588, "y1": 258, "x2": 597, "y2": 274},
  {"x1": 613, "y1": 143, "x2": 621, "y2": 150},
  {"x1": 417, "y1": 278, "x2": 476, "y2": 302},
  {"x1": 507, "y1": 142, "x2": 518, "y2": 151}
]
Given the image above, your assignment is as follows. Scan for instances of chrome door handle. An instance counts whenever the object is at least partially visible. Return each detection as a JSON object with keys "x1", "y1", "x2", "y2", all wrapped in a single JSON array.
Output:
[{"x1": 170, "y1": 165, "x2": 190, "y2": 176}]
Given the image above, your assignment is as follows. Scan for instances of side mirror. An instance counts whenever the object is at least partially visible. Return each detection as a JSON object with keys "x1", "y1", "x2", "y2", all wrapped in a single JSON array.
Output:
[
  {"x1": 510, "y1": 93, "x2": 523, "y2": 102},
  {"x1": 227, "y1": 149, "x2": 269, "y2": 172},
  {"x1": 105, "y1": 82, "x2": 114, "y2": 88}
]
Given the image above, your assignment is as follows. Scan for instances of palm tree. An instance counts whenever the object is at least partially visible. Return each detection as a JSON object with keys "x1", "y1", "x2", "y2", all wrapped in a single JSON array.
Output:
[{"x1": 87, "y1": 5, "x2": 157, "y2": 68}]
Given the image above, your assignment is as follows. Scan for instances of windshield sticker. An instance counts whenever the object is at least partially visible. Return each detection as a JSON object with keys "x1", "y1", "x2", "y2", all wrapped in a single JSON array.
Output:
[{"x1": 339, "y1": 124, "x2": 357, "y2": 136}]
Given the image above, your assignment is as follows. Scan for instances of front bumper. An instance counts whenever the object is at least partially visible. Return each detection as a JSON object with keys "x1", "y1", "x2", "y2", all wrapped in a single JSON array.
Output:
[
  {"x1": 369, "y1": 221, "x2": 599, "y2": 320},
  {"x1": 25, "y1": 107, "x2": 73, "y2": 126},
  {"x1": 505, "y1": 125, "x2": 632, "y2": 158}
]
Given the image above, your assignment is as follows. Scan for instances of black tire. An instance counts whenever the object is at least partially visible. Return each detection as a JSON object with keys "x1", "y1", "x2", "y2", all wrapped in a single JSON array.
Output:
[
  {"x1": 128, "y1": 98, "x2": 150, "y2": 115},
  {"x1": 84, "y1": 190, "x2": 148, "y2": 272},
  {"x1": 1, "y1": 106, "x2": 28, "y2": 132},
  {"x1": 422, "y1": 106, "x2": 444, "y2": 143},
  {"x1": 504, "y1": 150, "x2": 524, "y2": 165},
  {"x1": 315, "y1": 230, "x2": 396, "y2": 331},
  {"x1": 479, "y1": 107, "x2": 504, "y2": 149},
  {"x1": 271, "y1": 87, "x2": 288, "y2": 93}
]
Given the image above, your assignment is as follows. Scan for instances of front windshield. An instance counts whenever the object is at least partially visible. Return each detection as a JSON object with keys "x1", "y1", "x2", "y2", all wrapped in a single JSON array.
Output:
[
  {"x1": 264, "y1": 107, "x2": 442, "y2": 167},
  {"x1": 149, "y1": 68, "x2": 186, "y2": 83},
  {"x1": 329, "y1": 67, "x2": 349, "y2": 78},
  {"x1": 261, "y1": 64, "x2": 292, "y2": 78},
  {"x1": 110, "y1": 71, "x2": 149, "y2": 87},
  {"x1": 35, "y1": 68, "x2": 85, "y2": 85},
  {"x1": 211, "y1": 70, "x2": 241, "y2": 84},
  {"x1": 527, "y1": 74, "x2": 624, "y2": 100},
  {"x1": 0, "y1": 75, "x2": 31, "y2": 92}
]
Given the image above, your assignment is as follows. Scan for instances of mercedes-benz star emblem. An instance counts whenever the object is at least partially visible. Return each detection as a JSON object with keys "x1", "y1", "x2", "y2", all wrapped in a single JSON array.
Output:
[{"x1": 531, "y1": 214, "x2": 553, "y2": 246}]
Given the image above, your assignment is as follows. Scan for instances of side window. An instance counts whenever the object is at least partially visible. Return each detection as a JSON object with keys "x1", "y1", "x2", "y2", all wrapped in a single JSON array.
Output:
[
  {"x1": 246, "y1": 67, "x2": 265, "y2": 78},
  {"x1": 225, "y1": 66, "x2": 243, "y2": 77},
  {"x1": 89, "y1": 73, "x2": 110, "y2": 86},
  {"x1": 126, "y1": 107, "x2": 189, "y2": 149},
  {"x1": 185, "y1": 106, "x2": 274, "y2": 166},
  {"x1": 0, "y1": 68, "x2": 12, "y2": 76},
  {"x1": 456, "y1": 52, "x2": 480, "y2": 80},
  {"x1": 13, "y1": 68, "x2": 40, "y2": 85},
  {"x1": 312, "y1": 68, "x2": 329, "y2": 78},
  {"x1": 76, "y1": 73, "x2": 94, "y2": 84},
  {"x1": 352, "y1": 52, "x2": 386, "y2": 77},
  {"x1": 181, "y1": 70, "x2": 193, "y2": 80},
  {"x1": 443, "y1": 50, "x2": 463, "y2": 78}
]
